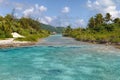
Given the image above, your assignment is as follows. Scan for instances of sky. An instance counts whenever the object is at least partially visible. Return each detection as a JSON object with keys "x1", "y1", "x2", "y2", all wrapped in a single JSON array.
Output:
[{"x1": 0, "y1": 0, "x2": 120, "y2": 27}]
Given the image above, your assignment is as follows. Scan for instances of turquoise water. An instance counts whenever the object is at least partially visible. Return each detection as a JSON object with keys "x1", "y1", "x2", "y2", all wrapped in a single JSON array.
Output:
[{"x1": 0, "y1": 35, "x2": 120, "y2": 80}]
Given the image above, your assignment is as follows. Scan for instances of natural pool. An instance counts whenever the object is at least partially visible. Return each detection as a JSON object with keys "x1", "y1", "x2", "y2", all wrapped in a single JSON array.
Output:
[{"x1": 0, "y1": 35, "x2": 120, "y2": 80}]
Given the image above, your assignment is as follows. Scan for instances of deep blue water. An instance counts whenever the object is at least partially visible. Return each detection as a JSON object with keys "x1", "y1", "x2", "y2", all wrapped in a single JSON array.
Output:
[{"x1": 0, "y1": 35, "x2": 120, "y2": 80}]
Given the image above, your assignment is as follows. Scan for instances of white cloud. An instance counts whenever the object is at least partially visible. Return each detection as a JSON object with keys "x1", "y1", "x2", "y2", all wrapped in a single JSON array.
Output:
[
  {"x1": 61, "y1": 22, "x2": 70, "y2": 26},
  {"x1": 87, "y1": 0, "x2": 92, "y2": 8},
  {"x1": 34, "y1": 4, "x2": 47, "y2": 12},
  {"x1": 87, "y1": 0, "x2": 120, "y2": 17},
  {"x1": 16, "y1": 7, "x2": 22, "y2": 10},
  {"x1": 62, "y1": 7, "x2": 70, "y2": 13},
  {"x1": 41, "y1": 15, "x2": 71, "y2": 27},
  {"x1": 14, "y1": 3, "x2": 24, "y2": 10},
  {"x1": 40, "y1": 19, "x2": 48, "y2": 24},
  {"x1": 75, "y1": 19, "x2": 85, "y2": 27},
  {"x1": 14, "y1": 13, "x2": 21, "y2": 19},
  {"x1": 39, "y1": 5, "x2": 47, "y2": 12},
  {"x1": 23, "y1": 4, "x2": 47, "y2": 17},
  {"x1": 35, "y1": 4, "x2": 39, "y2": 9},
  {"x1": 45, "y1": 16, "x2": 53, "y2": 23},
  {"x1": 23, "y1": 7, "x2": 34, "y2": 17},
  {"x1": 94, "y1": 1, "x2": 99, "y2": 6},
  {"x1": 40, "y1": 16, "x2": 53, "y2": 25},
  {"x1": 39, "y1": 15, "x2": 85, "y2": 27}
]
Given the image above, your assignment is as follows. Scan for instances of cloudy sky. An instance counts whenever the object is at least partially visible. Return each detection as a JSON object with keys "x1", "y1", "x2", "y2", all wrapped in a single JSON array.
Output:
[{"x1": 0, "y1": 0, "x2": 120, "y2": 27}]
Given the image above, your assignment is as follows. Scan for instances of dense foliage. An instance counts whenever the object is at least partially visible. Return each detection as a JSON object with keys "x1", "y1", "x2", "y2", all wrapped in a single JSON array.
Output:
[
  {"x1": 63, "y1": 13, "x2": 120, "y2": 44},
  {"x1": 40, "y1": 23, "x2": 65, "y2": 33},
  {"x1": 0, "y1": 14, "x2": 50, "y2": 41}
]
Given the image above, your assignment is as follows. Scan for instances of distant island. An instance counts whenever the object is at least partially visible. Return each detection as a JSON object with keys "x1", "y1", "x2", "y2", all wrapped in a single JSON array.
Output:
[{"x1": 63, "y1": 13, "x2": 120, "y2": 48}]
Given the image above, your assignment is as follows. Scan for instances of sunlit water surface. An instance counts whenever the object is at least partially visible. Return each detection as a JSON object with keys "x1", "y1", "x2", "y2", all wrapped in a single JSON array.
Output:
[{"x1": 0, "y1": 35, "x2": 120, "y2": 80}]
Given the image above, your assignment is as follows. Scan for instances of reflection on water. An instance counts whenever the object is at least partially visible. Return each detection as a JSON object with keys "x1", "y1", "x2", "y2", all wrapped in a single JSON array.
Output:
[
  {"x1": 38, "y1": 35, "x2": 88, "y2": 45},
  {"x1": 38, "y1": 34, "x2": 120, "y2": 53},
  {"x1": 0, "y1": 34, "x2": 120, "y2": 80}
]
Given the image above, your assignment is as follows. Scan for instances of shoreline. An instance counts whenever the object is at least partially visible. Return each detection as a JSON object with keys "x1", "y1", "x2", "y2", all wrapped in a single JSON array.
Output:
[
  {"x1": 77, "y1": 40, "x2": 120, "y2": 49},
  {"x1": 63, "y1": 36, "x2": 120, "y2": 49},
  {"x1": 0, "y1": 38, "x2": 37, "y2": 48},
  {"x1": 0, "y1": 43, "x2": 36, "y2": 48},
  {"x1": 0, "y1": 36, "x2": 120, "y2": 49}
]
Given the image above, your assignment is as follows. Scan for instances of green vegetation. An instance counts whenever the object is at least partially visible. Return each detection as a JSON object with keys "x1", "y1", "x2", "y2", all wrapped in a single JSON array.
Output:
[
  {"x1": 0, "y1": 14, "x2": 50, "y2": 41},
  {"x1": 41, "y1": 23, "x2": 65, "y2": 33},
  {"x1": 63, "y1": 13, "x2": 120, "y2": 44}
]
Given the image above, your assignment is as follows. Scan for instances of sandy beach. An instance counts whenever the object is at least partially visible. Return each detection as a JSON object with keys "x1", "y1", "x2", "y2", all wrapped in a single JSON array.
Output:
[{"x1": 0, "y1": 38, "x2": 36, "y2": 48}]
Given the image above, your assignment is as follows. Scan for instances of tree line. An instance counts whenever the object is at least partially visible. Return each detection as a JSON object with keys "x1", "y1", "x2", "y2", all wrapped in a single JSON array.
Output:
[
  {"x1": 0, "y1": 14, "x2": 50, "y2": 41},
  {"x1": 63, "y1": 13, "x2": 120, "y2": 44}
]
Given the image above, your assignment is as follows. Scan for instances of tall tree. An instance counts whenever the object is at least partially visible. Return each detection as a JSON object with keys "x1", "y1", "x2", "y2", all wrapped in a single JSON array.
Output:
[
  {"x1": 105, "y1": 13, "x2": 111, "y2": 23},
  {"x1": 113, "y1": 18, "x2": 120, "y2": 23},
  {"x1": 11, "y1": 8, "x2": 16, "y2": 19},
  {"x1": 88, "y1": 17, "x2": 96, "y2": 28},
  {"x1": 0, "y1": 16, "x2": 3, "y2": 21},
  {"x1": 95, "y1": 13, "x2": 104, "y2": 25},
  {"x1": 5, "y1": 14, "x2": 13, "y2": 21},
  {"x1": 65, "y1": 25, "x2": 72, "y2": 32},
  {"x1": 63, "y1": 25, "x2": 72, "y2": 36}
]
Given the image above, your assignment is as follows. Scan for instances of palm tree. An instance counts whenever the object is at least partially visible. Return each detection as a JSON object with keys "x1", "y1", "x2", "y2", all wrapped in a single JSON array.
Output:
[
  {"x1": 95, "y1": 13, "x2": 104, "y2": 25},
  {"x1": 105, "y1": 13, "x2": 112, "y2": 23},
  {"x1": 63, "y1": 25, "x2": 72, "y2": 36},
  {"x1": 88, "y1": 17, "x2": 96, "y2": 28},
  {"x1": 113, "y1": 18, "x2": 120, "y2": 23}
]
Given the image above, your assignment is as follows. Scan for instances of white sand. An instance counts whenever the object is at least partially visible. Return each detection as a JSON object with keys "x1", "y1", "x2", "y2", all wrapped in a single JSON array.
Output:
[
  {"x1": 0, "y1": 38, "x2": 14, "y2": 45},
  {"x1": 0, "y1": 32, "x2": 28, "y2": 45},
  {"x1": 0, "y1": 38, "x2": 29, "y2": 45}
]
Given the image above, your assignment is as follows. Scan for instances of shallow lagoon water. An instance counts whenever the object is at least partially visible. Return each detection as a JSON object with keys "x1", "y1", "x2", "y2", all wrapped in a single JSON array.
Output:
[{"x1": 0, "y1": 35, "x2": 120, "y2": 80}]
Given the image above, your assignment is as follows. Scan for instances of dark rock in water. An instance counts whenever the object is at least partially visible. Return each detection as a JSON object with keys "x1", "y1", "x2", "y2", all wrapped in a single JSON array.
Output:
[
  {"x1": 48, "y1": 69, "x2": 62, "y2": 74},
  {"x1": 116, "y1": 42, "x2": 120, "y2": 45}
]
